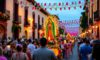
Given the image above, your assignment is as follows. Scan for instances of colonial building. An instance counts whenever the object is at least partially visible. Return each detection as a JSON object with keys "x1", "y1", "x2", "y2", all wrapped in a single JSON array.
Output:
[
  {"x1": 0, "y1": 0, "x2": 49, "y2": 40},
  {"x1": 85, "y1": 0, "x2": 100, "y2": 39},
  {"x1": 0, "y1": 0, "x2": 10, "y2": 40}
]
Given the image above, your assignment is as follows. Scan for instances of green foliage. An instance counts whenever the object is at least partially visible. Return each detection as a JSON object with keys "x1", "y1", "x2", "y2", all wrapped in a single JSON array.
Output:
[
  {"x1": 89, "y1": 18, "x2": 93, "y2": 25},
  {"x1": 12, "y1": 25, "x2": 21, "y2": 33},
  {"x1": 80, "y1": 12, "x2": 88, "y2": 32},
  {"x1": 59, "y1": 27, "x2": 64, "y2": 34}
]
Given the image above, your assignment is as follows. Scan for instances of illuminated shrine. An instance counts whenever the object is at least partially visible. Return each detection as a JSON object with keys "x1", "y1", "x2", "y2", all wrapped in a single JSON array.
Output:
[{"x1": 43, "y1": 15, "x2": 59, "y2": 41}]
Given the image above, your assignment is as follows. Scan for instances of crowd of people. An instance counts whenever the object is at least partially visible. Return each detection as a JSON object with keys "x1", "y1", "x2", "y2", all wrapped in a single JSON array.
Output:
[
  {"x1": 1, "y1": 36, "x2": 100, "y2": 60},
  {"x1": 0, "y1": 36, "x2": 75, "y2": 60},
  {"x1": 78, "y1": 37, "x2": 100, "y2": 60},
  {"x1": 0, "y1": 37, "x2": 58, "y2": 60}
]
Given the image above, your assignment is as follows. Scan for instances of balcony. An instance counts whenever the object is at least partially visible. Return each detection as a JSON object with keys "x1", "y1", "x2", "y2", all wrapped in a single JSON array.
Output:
[
  {"x1": 94, "y1": 10, "x2": 100, "y2": 21},
  {"x1": 0, "y1": 11, "x2": 10, "y2": 21}
]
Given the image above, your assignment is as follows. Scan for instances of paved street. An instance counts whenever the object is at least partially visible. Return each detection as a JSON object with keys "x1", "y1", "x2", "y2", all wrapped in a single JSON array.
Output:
[{"x1": 64, "y1": 42, "x2": 79, "y2": 60}]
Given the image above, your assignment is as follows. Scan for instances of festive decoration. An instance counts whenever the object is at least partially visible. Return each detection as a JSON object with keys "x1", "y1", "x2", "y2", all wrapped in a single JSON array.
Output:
[
  {"x1": 37, "y1": 3, "x2": 40, "y2": 6},
  {"x1": 72, "y1": 2, "x2": 74, "y2": 5},
  {"x1": 59, "y1": 3, "x2": 61, "y2": 6},
  {"x1": 44, "y1": 3, "x2": 46, "y2": 6},
  {"x1": 66, "y1": 2, "x2": 68, "y2": 5},
  {"x1": 32, "y1": 6, "x2": 36, "y2": 10},
  {"x1": 80, "y1": 6, "x2": 82, "y2": 8},
  {"x1": 19, "y1": 0, "x2": 85, "y2": 11},
  {"x1": 78, "y1": 1, "x2": 81, "y2": 4},
  {"x1": 49, "y1": 3, "x2": 51, "y2": 6},
  {"x1": 68, "y1": 7, "x2": 70, "y2": 10},
  {"x1": 60, "y1": 8, "x2": 62, "y2": 11}
]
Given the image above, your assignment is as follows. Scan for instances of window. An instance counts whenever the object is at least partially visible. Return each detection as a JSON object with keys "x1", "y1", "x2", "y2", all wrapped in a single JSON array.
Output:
[
  {"x1": 32, "y1": 12, "x2": 35, "y2": 39},
  {"x1": 24, "y1": 7, "x2": 29, "y2": 26},
  {"x1": 0, "y1": 0, "x2": 6, "y2": 13},
  {"x1": 38, "y1": 15, "x2": 40, "y2": 39},
  {"x1": 42, "y1": 17, "x2": 44, "y2": 25},
  {"x1": 13, "y1": 1, "x2": 18, "y2": 21}
]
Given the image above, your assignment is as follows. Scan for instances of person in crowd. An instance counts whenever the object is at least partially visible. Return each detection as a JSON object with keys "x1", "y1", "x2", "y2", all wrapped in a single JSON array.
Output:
[
  {"x1": 60, "y1": 41, "x2": 65, "y2": 58},
  {"x1": 23, "y1": 43, "x2": 32, "y2": 60},
  {"x1": 69, "y1": 41, "x2": 73, "y2": 55},
  {"x1": 79, "y1": 38, "x2": 92, "y2": 60},
  {"x1": 27, "y1": 39, "x2": 36, "y2": 56},
  {"x1": 16, "y1": 38, "x2": 22, "y2": 45},
  {"x1": 92, "y1": 39, "x2": 100, "y2": 60},
  {"x1": 32, "y1": 38, "x2": 57, "y2": 60},
  {"x1": 4, "y1": 44, "x2": 12, "y2": 60},
  {"x1": 11, "y1": 44, "x2": 28, "y2": 60},
  {"x1": 0, "y1": 47, "x2": 7, "y2": 60}
]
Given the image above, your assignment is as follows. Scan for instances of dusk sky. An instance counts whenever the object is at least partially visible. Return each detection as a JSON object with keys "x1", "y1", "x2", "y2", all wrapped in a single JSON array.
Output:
[{"x1": 35, "y1": 0, "x2": 85, "y2": 36}]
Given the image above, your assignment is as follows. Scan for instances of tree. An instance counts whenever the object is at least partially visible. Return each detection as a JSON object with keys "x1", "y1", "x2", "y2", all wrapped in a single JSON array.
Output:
[
  {"x1": 59, "y1": 27, "x2": 64, "y2": 34},
  {"x1": 80, "y1": 12, "x2": 88, "y2": 32}
]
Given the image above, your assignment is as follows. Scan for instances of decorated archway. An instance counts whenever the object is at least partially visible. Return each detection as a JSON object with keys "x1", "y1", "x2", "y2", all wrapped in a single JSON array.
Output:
[{"x1": 43, "y1": 15, "x2": 59, "y2": 41}]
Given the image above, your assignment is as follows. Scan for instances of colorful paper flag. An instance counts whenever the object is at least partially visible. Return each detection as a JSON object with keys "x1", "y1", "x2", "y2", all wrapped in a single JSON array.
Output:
[
  {"x1": 66, "y1": 2, "x2": 68, "y2": 5},
  {"x1": 68, "y1": 7, "x2": 70, "y2": 10},
  {"x1": 72, "y1": 2, "x2": 74, "y2": 5},
  {"x1": 78, "y1": 1, "x2": 81, "y2": 4},
  {"x1": 59, "y1": 3, "x2": 61, "y2": 6},
  {"x1": 60, "y1": 8, "x2": 62, "y2": 10},
  {"x1": 80, "y1": 6, "x2": 82, "y2": 8},
  {"x1": 44, "y1": 3, "x2": 46, "y2": 6},
  {"x1": 37, "y1": 3, "x2": 40, "y2": 6},
  {"x1": 49, "y1": 3, "x2": 51, "y2": 6},
  {"x1": 32, "y1": 6, "x2": 36, "y2": 10},
  {"x1": 50, "y1": 8, "x2": 52, "y2": 10}
]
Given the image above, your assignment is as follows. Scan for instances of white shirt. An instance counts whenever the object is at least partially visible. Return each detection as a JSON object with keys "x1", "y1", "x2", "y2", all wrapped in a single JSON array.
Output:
[{"x1": 27, "y1": 43, "x2": 36, "y2": 55}]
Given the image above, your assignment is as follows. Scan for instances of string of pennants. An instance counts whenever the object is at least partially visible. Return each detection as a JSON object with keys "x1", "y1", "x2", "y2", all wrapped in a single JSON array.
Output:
[
  {"x1": 59, "y1": 20, "x2": 79, "y2": 25},
  {"x1": 19, "y1": 0, "x2": 94, "y2": 10}
]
